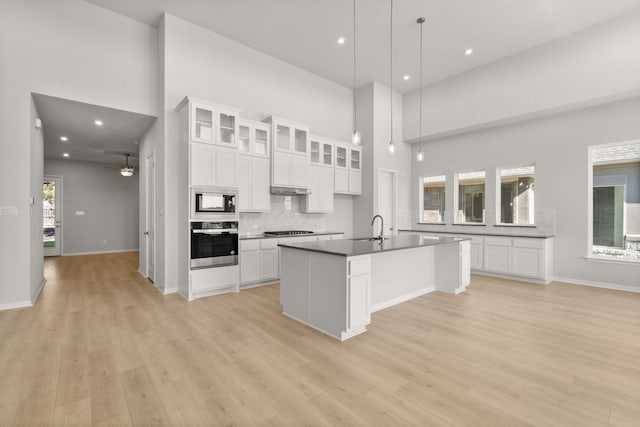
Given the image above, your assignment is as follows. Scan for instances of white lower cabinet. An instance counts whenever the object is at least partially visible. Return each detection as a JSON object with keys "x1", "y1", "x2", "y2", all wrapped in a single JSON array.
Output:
[
  {"x1": 259, "y1": 239, "x2": 279, "y2": 281},
  {"x1": 484, "y1": 237, "x2": 512, "y2": 274}
]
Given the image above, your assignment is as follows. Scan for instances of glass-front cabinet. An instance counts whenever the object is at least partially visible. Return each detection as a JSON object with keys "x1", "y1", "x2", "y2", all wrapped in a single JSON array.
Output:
[
  {"x1": 309, "y1": 136, "x2": 333, "y2": 167},
  {"x1": 334, "y1": 143, "x2": 361, "y2": 195},
  {"x1": 187, "y1": 99, "x2": 239, "y2": 147},
  {"x1": 238, "y1": 119, "x2": 270, "y2": 157},
  {"x1": 336, "y1": 146, "x2": 347, "y2": 169},
  {"x1": 350, "y1": 148, "x2": 360, "y2": 171},
  {"x1": 264, "y1": 116, "x2": 309, "y2": 156}
]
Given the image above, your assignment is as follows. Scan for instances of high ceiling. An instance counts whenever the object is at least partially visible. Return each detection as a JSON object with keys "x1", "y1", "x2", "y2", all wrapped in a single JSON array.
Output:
[
  {"x1": 86, "y1": 0, "x2": 640, "y2": 93},
  {"x1": 34, "y1": 94, "x2": 155, "y2": 165}
]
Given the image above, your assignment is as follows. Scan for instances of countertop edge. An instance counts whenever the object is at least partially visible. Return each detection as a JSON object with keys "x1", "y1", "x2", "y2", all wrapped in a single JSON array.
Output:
[
  {"x1": 239, "y1": 231, "x2": 345, "y2": 240},
  {"x1": 399, "y1": 229, "x2": 555, "y2": 239}
]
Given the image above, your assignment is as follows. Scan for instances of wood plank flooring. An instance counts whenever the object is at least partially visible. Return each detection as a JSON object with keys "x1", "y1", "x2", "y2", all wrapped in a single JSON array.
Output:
[{"x1": 1, "y1": 251, "x2": 639, "y2": 426}]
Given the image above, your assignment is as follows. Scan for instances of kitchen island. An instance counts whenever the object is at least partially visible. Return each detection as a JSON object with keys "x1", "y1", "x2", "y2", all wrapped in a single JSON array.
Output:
[{"x1": 279, "y1": 234, "x2": 471, "y2": 341}]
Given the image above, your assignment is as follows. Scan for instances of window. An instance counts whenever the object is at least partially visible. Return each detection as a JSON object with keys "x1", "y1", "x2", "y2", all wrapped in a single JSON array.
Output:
[
  {"x1": 589, "y1": 141, "x2": 640, "y2": 261},
  {"x1": 420, "y1": 175, "x2": 446, "y2": 223},
  {"x1": 498, "y1": 165, "x2": 535, "y2": 225},
  {"x1": 456, "y1": 171, "x2": 485, "y2": 223}
]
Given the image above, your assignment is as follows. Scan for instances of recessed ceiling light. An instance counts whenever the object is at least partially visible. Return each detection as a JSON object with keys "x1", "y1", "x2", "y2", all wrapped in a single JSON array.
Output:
[
  {"x1": 60, "y1": 136, "x2": 68, "y2": 142},
  {"x1": 94, "y1": 119, "x2": 103, "y2": 126},
  {"x1": 63, "y1": 153, "x2": 69, "y2": 158},
  {"x1": 337, "y1": 36, "x2": 346, "y2": 45},
  {"x1": 465, "y1": 48, "x2": 474, "y2": 56},
  {"x1": 403, "y1": 75, "x2": 410, "y2": 81}
]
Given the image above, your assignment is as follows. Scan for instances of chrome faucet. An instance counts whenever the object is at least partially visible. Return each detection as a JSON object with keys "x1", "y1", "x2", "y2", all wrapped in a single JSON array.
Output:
[{"x1": 371, "y1": 215, "x2": 384, "y2": 241}]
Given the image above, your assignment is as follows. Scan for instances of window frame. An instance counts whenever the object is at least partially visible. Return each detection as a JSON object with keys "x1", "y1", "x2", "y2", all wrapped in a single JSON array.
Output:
[
  {"x1": 418, "y1": 175, "x2": 447, "y2": 224},
  {"x1": 453, "y1": 169, "x2": 486, "y2": 225},
  {"x1": 495, "y1": 164, "x2": 536, "y2": 227},
  {"x1": 587, "y1": 139, "x2": 640, "y2": 263}
]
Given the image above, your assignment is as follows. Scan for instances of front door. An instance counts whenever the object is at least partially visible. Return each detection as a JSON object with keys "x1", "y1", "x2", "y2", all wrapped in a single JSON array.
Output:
[{"x1": 43, "y1": 176, "x2": 62, "y2": 256}]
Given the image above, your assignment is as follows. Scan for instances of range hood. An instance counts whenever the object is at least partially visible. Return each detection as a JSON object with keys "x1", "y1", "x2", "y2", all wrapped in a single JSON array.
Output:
[{"x1": 270, "y1": 186, "x2": 311, "y2": 196}]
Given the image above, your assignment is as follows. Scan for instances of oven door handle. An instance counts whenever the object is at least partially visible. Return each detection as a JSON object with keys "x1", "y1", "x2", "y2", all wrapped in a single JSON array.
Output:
[{"x1": 192, "y1": 229, "x2": 238, "y2": 235}]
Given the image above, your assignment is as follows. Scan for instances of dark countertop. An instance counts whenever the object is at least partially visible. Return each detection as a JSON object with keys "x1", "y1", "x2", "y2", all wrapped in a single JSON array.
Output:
[
  {"x1": 239, "y1": 231, "x2": 344, "y2": 240},
  {"x1": 399, "y1": 229, "x2": 555, "y2": 239},
  {"x1": 278, "y1": 234, "x2": 469, "y2": 257}
]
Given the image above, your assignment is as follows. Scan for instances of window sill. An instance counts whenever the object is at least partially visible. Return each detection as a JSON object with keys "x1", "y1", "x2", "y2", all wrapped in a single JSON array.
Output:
[
  {"x1": 494, "y1": 224, "x2": 536, "y2": 228},
  {"x1": 452, "y1": 223, "x2": 487, "y2": 226},
  {"x1": 417, "y1": 222, "x2": 446, "y2": 225},
  {"x1": 584, "y1": 255, "x2": 640, "y2": 266}
]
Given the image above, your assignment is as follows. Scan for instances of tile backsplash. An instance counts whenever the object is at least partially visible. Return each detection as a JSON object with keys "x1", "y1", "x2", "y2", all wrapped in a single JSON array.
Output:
[{"x1": 239, "y1": 195, "x2": 353, "y2": 236}]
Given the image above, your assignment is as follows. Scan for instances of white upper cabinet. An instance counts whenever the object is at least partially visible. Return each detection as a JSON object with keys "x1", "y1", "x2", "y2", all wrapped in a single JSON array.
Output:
[
  {"x1": 180, "y1": 97, "x2": 240, "y2": 147},
  {"x1": 334, "y1": 143, "x2": 361, "y2": 195},
  {"x1": 264, "y1": 116, "x2": 309, "y2": 156},
  {"x1": 309, "y1": 135, "x2": 334, "y2": 167},
  {"x1": 238, "y1": 119, "x2": 270, "y2": 157}
]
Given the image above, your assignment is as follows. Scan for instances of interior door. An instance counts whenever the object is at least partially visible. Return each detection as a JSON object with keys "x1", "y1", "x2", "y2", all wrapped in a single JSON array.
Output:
[
  {"x1": 146, "y1": 153, "x2": 155, "y2": 282},
  {"x1": 43, "y1": 176, "x2": 62, "y2": 256},
  {"x1": 377, "y1": 169, "x2": 396, "y2": 236}
]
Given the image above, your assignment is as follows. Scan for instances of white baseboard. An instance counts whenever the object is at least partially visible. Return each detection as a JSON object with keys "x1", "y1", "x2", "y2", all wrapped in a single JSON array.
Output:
[
  {"x1": 162, "y1": 286, "x2": 178, "y2": 295},
  {"x1": 31, "y1": 278, "x2": 46, "y2": 304},
  {"x1": 63, "y1": 248, "x2": 139, "y2": 256},
  {"x1": 0, "y1": 300, "x2": 32, "y2": 311},
  {"x1": 471, "y1": 270, "x2": 550, "y2": 285},
  {"x1": 370, "y1": 287, "x2": 435, "y2": 313},
  {"x1": 553, "y1": 276, "x2": 640, "y2": 293},
  {"x1": 138, "y1": 267, "x2": 146, "y2": 277}
]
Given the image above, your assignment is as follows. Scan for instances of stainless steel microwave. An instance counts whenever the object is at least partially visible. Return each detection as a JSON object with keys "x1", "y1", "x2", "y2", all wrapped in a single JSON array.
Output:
[{"x1": 191, "y1": 187, "x2": 238, "y2": 220}]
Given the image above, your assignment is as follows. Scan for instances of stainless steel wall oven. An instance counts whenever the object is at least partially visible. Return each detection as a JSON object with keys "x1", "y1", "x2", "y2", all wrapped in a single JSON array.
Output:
[{"x1": 190, "y1": 221, "x2": 238, "y2": 269}]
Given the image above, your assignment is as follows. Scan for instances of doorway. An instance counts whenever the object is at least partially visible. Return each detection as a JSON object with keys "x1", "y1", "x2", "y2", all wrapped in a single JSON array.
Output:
[
  {"x1": 43, "y1": 175, "x2": 62, "y2": 256},
  {"x1": 377, "y1": 169, "x2": 397, "y2": 236},
  {"x1": 145, "y1": 152, "x2": 156, "y2": 283}
]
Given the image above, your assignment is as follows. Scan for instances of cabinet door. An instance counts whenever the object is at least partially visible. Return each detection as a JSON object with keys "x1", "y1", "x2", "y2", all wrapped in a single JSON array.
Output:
[
  {"x1": 335, "y1": 145, "x2": 347, "y2": 169},
  {"x1": 191, "y1": 102, "x2": 215, "y2": 144},
  {"x1": 291, "y1": 155, "x2": 308, "y2": 187},
  {"x1": 238, "y1": 123, "x2": 251, "y2": 153},
  {"x1": 348, "y1": 275, "x2": 369, "y2": 329},
  {"x1": 259, "y1": 248, "x2": 278, "y2": 280},
  {"x1": 349, "y1": 170, "x2": 362, "y2": 194},
  {"x1": 484, "y1": 245, "x2": 511, "y2": 273},
  {"x1": 322, "y1": 142, "x2": 333, "y2": 167},
  {"x1": 215, "y1": 146, "x2": 238, "y2": 188},
  {"x1": 272, "y1": 151, "x2": 291, "y2": 186},
  {"x1": 309, "y1": 139, "x2": 321, "y2": 164},
  {"x1": 253, "y1": 126, "x2": 269, "y2": 157},
  {"x1": 305, "y1": 166, "x2": 321, "y2": 212},
  {"x1": 240, "y1": 250, "x2": 259, "y2": 283},
  {"x1": 320, "y1": 166, "x2": 334, "y2": 212},
  {"x1": 252, "y1": 157, "x2": 270, "y2": 212},
  {"x1": 238, "y1": 155, "x2": 252, "y2": 211},
  {"x1": 470, "y1": 243, "x2": 483, "y2": 270},
  {"x1": 512, "y1": 247, "x2": 544, "y2": 278},
  {"x1": 274, "y1": 123, "x2": 291, "y2": 151},
  {"x1": 190, "y1": 142, "x2": 215, "y2": 186},
  {"x1": 294, "y1": 128, "x2": 308, "y2": 155},
  {"x1": 335, "y1": 168, "x2": 349, "y2": 193},
  {"x1": 350, "y1": 148, "x2": 361, "y2": 171},
  {"x1": 217, "y1": 109, "x2": 238, "y2": 147}
]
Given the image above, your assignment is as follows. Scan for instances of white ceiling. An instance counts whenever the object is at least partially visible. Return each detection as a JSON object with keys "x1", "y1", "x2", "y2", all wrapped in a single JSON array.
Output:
[
  {"x1": 34, "y1": 94, "x2": 156, "y2": 165},
  {"x1": 86, "y1": 0, "x2": 640, "y2": 93}
]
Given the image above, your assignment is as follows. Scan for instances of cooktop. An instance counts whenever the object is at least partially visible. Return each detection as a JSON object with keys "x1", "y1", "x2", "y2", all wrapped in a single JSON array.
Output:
[{"x1": 264, "y1": 230, "x2": 314, "y2": 236}]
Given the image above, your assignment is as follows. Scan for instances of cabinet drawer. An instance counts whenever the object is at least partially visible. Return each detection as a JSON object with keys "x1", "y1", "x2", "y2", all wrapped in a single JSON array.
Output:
[
  {"x1": 260, "y1": 239, "x2": 278, "y2": 249},
  {"x1": 191, "y1": 265, "x2": 239, "y2": 292},
  {"x1": 485, "y1": 237, "x2": 512, "y2": 246},
  {"x1": 240, "y1": 240, "x2": 259, "y2": 251},
  {"x1": 513, "y1": 238, "x2": 545, "y2": 249}
]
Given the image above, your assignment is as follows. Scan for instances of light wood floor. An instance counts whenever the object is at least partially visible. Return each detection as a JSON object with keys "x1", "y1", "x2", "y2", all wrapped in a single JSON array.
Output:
[{"x1": 1, "y1": 252, "x2": 639, "y2": 426}]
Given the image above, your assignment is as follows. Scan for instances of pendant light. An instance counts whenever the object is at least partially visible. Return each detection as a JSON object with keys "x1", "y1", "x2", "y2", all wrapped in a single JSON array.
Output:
[
  {"x1": 351, "y1": 0, "x2": 361, "y2": 145},
  {"x1": 416, "y1": 17, "x2": 425, "y2": 162},
  {"x1": 120, "y1": 153, "x2": 134, "y2": 177},
  {"x1": 388, "y1": 0, "x2": 395, "y2": 154}
]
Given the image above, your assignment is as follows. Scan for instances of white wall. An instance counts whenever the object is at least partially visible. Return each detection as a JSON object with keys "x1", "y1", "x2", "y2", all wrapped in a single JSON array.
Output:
[
  {"x1": 160, "y1": 14, "x2": 356, "y2": 290},
  {"x1": 410, "y1": 97, "x2": 640, "y2": 289},
  {"x1": 403, "y1": 8, "x2": 640, "y2": 141},
  {"x1": 0, "y1": 0, "x2": 157, "y2": 307},
  {"x1": 44, "y1": 159, "x2": 139, "y2": 254}
]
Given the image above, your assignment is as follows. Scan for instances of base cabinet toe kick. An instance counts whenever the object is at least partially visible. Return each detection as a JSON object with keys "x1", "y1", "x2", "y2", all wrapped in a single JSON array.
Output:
[{"x1": 279, "y1": 236, "x2": 470, "y2": 341}]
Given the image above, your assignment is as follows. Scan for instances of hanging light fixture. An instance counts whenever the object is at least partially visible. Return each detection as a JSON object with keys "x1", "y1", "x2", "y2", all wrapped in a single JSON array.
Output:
[
  {"x1": 416, "y1": 17, "x2": 425, "y2": 162},
  {"x1": 351, "y1": 0, "x2": 361, "y2": 145},
  {"x1": 120, "y1": 153, "x2": 134, "y2": 177},
  {"x1": 388, "y1": 0, "x2": 395, "y2": 154}
]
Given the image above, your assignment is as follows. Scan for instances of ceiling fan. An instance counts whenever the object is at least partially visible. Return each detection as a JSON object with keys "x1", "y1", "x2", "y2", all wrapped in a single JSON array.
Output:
[{"x1": 103, "y1": 152, "x2": 137, "y2": 177}]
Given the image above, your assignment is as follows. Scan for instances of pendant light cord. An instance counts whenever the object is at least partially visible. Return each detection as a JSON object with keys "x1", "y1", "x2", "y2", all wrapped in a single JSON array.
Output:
[
  {"x1": 389, "y1": 0, "x2": 393, "y2": 144},
  {"x1": 353, "y1": 0, "x2": 357, "y2": 136},
  {"x1": 419, "y1": 18, "x2": 423, "y2": 154}
]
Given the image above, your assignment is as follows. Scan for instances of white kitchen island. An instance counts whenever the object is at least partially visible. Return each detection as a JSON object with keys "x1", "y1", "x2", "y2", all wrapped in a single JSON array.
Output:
[{"x1": 279, "y1": 234, "x2": 471, "y2": 341}]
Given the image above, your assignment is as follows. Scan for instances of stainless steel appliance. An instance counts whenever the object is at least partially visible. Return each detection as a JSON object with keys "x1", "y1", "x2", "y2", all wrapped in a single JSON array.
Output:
[
  {"x1": 191, "y1": 187, "x2": 238, "y2": 220},
  {"x1": 263, "y1": 230, "x2": 314, "y2": 236},
  {"x1": 190, "y1": 221, "x2": 238, "y2": 269}
]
